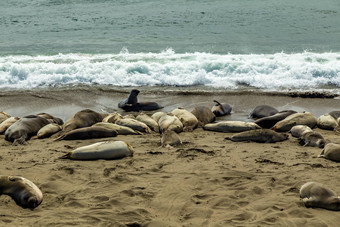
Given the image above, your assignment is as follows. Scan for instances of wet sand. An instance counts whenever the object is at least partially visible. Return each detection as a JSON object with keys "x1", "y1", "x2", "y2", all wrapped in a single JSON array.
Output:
[{"x1": 0, "y1": 87, "x2": 340, "y2": 226}]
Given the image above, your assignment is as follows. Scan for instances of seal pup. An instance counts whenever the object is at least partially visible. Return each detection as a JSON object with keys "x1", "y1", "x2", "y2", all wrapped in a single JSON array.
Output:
[
  {"x1": 298, "y1": 131, "x2": 325, "y2": 148},
  {"x1": 118, "y1": 89, "x2": 163, "y2": 112},
  {"x1": 93, "y1": 122, "x2": 142, "y2": 135},
  {"x1": 211, "y1": 100, "x2": 232, "y2": 117},
  {"x1": 249, "y1": 105, "x2": 278, "y2": 119},
  {"x1": 151, "y1": 111, "x2": 167, "y2": 122},
  {"x1": 55, "y1": 126, "x2": 117, "y2": 141},
  {"x1": 62, "y1": 109, "x2": 107, "y2": 132},
  {"x1": 255, "y1": 110, "x2": 297, "y2": 129},
  {"x1": 5, "y1": 115, "x2": 50, "y2": 145},
  {"x1": 191, "y1": 106, "x2": 215, "y2": 126},
  {"x1": 0, "y1": 117, "x2": 20, "y2": 134},
  {"x1": 203, "y1": 121, "x2": 260, "y2": 133},
  {"x1": 225, "y1": 129, "x2": 288, "y2": 143},
  {"x1": 103, "y1": 112, "x2": 151, "y2": 133},
  {"x1": 300, "y1": 182, "x2": 340, "y2": 211},
  {"x1": 271, "y1": 112, "x2": 317, "y2": 132},
  {"x1": 289, "y1": 125, "x2": 313, "y2": 138},
  {"x1": 317, "y1": 114, "x2": 338, "y2": 130},
  {"x1": 318, "y1": 143, "x2": 340, "y2": 162},
  {"x1": 36, "y1": 123, "x2": 62, "y2": 139},
  {"x1": 136, "y1": 112, "x2": 159, "y2": 132},
  {"x1": 161, "y1": 130, "x2": 182, "y2": 148},
  {"x1": 158, "y1": 113, "x2": 183, "y2": 134},
  {"x1": 171, "y1": 107, "x2": 198, "y2": 132},
  {"x1": 61, "y1": 141, "x2": 134, "y2": 160},
  {"x1": 0, "y1": 175, "x2": 43, "y2": 209}
]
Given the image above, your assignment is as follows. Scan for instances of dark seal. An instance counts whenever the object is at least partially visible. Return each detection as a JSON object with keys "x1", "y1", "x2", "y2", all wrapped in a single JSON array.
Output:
[{"x1": 118, "y1": 89, "x2": 163, "y2": 112}]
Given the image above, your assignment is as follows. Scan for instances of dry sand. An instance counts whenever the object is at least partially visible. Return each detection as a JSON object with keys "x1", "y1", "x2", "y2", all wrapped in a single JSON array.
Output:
[{"x1": 0, "y1": 87, "x2": 340, "y2": 226}]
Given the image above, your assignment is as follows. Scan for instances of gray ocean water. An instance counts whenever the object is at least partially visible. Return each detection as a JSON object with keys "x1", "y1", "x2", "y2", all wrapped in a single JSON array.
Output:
[{"x1": 1, "y1": 0, "x2": 339, "y2": 55}]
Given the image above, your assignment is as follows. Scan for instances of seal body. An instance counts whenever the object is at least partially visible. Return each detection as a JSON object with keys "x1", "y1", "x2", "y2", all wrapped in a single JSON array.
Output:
[
  {"x1": 290, "y1": 125, "x2": 313, "y2": 138},
  {"x1": 104, "y1": 113, "x2": 151, "y2": 133},
  {"x1": 300, "y1": 182, "x2": 340, "y2": 211},
  {"x1": 62, "y1": 109, "x2": 107, "y2": 132},
  {"x1": 161, "y1": 130, "x2": 182, "y2": 147},
  {"x1": 158, "y1": 113, "x2": 183, "y2": 134},
  {"x1": 271, "y1": 112, "x2": 317, "y2": 132},
  {"x1": 318, "y1": 143, "x2": 340, "y2": 162},
  {"x1": 0, "y1": 175, "x2": 43, "y2": 209},
  {"x1": 55, "y1": 126, "x2": 117, "y2": 140},
  {"x1": 37, "y1": 123, "x2": 62, "y2": 139},
  {"x1": 328, "y1": 110, "x2": 340, "y2": 120},
  {"x1": 136, "y1": 113, "x2": 159, "y2": 132},
  {"x1": 118, "y1": 89, "x2": 163, "y2": 112},
  {"x1": 61, "y1": 141, "x2": 134, "y2": 160},
  {"x1": 226, "y1": 129, "x2": 288, "y2": 143},
  {"x1": 203, "y1": 121, "x2": 260, "y2": 133},
  {"x1": 191, "y1": 106, "x2": 215, "y2": 126},
  {"x1": 93, "y1": 122, "x2": 141, "y2": 135},
  {"x1": 151, "y1": 112, "x2": 167, "y2": 122},
  {"x1": 255, "y1": 110, "x2": 296, "y2": 129},
  {"x1": 0, "y1": 112, "x2": 10, "y2": 123},
  {"x1": 211, "y1": 100, "x2": 232, "y2": 117},
  {"x1": 5, "y1": 115, "x2": 50, "y2": 145},
  {"x1": 317, "y1": 114, "x2": 338, "y2": 130},
  {"x1": 37, "y1": 113, "x2": 63, "y2": 125},
  {"x1": 249, "y1": 105, "x2": 278, "y2": 119},
  {"x1": 298, "y1": 131, "x2": 325, "y2": 148},
  {"x1": 171, "y1": 108, "x2": 198, "y2": 132},
  {"x1": 0, "y1": 117, "x2": 20, "y2": 134}
]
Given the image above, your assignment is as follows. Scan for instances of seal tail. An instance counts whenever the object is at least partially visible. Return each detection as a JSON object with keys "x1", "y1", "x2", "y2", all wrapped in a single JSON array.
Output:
[
  {"x1": 317, "y1": 148, "x2": 326, "y2": 158},
  {"x1": 213, "y1": 100, "x2": 222, "y2": 106},
  {"x1": 59, "y1": 152, "x2": 72, "y2": 159},
  {"x1": 225, "y1": 136, "x2": 232, "y2": 141},
  {"x1": 54, "y1": 134, "x2": 66, "y2": 141}
]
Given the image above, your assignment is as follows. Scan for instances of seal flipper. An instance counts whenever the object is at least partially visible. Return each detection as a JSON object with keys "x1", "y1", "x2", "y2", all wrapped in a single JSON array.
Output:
[
  {"x1": 213, "y1": 100, "x2": 222, "y2": 106},
  {"x1": 13, "y1": 137, "x2": 27, "y2": 146}
]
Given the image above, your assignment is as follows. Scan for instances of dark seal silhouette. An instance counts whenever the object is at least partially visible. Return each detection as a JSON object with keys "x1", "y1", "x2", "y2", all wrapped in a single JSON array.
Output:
[{"x1": 118, "y1": 89, "x2": 163, "y2": 112}]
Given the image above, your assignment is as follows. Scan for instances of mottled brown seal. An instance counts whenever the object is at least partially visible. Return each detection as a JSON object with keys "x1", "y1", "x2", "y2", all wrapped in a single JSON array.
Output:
[
  {"x1": 271, "y1": 112, "x2": 317, "y2": 132},
  {"x1": 298, "y1": 131, "x2": 325, "y2": 148},
  {"x1": 191, "y1": 106, "x2": 215, "y2": 126},
  {"x1": 226, "y1": 129, "x2": 288, "y2": 143},
  {"x1": 55, "y1": 126, "x2": 117, "y2": 141},
  {"x1": 255, "y1": 110, "x2": 297, "y2": 129},
  {"x1": 203, "y1": 121, "x2": 260, "y2": 133},
  {"x1": 62, "y1": 109, "x2": 107, "y2": 132}
]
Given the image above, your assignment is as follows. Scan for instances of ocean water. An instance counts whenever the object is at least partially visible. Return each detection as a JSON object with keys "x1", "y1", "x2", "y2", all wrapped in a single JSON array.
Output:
[{"x1": 0, "y1": 0, "x2": 339, "y2": 94}]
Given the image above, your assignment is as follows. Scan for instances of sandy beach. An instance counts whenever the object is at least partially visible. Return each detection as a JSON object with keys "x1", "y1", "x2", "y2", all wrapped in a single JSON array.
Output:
[{"x1": 1, "y1": 87, "x2": 340, "y2": 226}]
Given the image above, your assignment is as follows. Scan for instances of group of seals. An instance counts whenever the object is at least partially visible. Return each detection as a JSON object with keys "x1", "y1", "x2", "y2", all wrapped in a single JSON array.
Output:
[{"x1": 118, "y1": 89, "x2": 163, "y2": 112}]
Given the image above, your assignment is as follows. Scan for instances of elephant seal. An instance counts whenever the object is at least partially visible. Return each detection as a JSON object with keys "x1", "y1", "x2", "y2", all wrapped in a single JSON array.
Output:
[
  {"x1": 249, "y1": 105, "x2": 278, "y2": 119},
  {"x1": 0, "y1": 117, "x2": 20, "y2": 134},
  {"x1": 151, "y1": 112, "x2": 167, "y2": 123},
  {"x1": 55, "y1": 126, "x2": 117, "y2": 141},
  {"x1": 225, "y1": 129, "x2": 288, "y2": 143},
  {"x1": 118, "y1": 89, "x2": 163, "y2": 112},
  {"x1": 61, "y1": 141, "x2": 134, "y2": 160},
  {"x1": 255, "y1": 110, "x2": 297, "y2": 129},
  {"x1": 62, "y1": 109, "x2": 107, "y2": 132},
  {"x1": 318, "y1": 143, "x2": 340, "y2": 162},
  {"x1": 203, "y1": 121, "x2": 260, "y2": 133},
  {"x1": 298, "y1": 131, "x2": 325, "y2": 148},
  {"x1": 211, "y1": 100, "x2": 232, "y2": 117},
  {"x1": 289, "y1": 125, "x2": 313, "y2": 138},
  {"x1": 191, "y1": 106, "x2": 215, "y2": 126},
  {"x1": 271, "y1": 112, "x2": 317, "y2": 132},
  {"x1": 158, "y1": 113, "x2": 183, "y2": 134},
  {"x1": 37, "y1": 113, "x2": 63, "y2": 125},
  {"x1": 300, "y1": 182, "x2": 340, "y2": 211},
  {"x1": 5, "y1": 115, "x2": 50, "y2": 145},
  {"x1": 0, "y1": 175, "x2": 43, "y2": 209},
  {"x1": 161, "y1": 130, "x2": 182, "y2": 148},
  {"x1": 171, "y1": 107, "x2": 198, "y2": 132},
  {"x1": 93, "y1": 122, "x2": 142, "y2": 135},
  {"x1": 136, "y1": 113, "x2": 159, "y2": 132},
  {"x1": 103, "y1": 112, "x2": 151, "y2": 133},
  {"x1": 328, "y1": 110, "x2": 340, "y2": 120},
  {"x1": 0, "y1": 111, "x2": 10, "y2": 123},
  {"x1": 317, "y1": 114, "x2": 338, "y2": 130},
  {"x1": 36, "y1": 123, "x2": 62, "y2": 139}
]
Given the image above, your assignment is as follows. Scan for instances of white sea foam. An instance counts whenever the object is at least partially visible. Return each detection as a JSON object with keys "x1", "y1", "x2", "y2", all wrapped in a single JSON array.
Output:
[{"x1": 0, "y1": 49, "x2": 339, "y2": 93}]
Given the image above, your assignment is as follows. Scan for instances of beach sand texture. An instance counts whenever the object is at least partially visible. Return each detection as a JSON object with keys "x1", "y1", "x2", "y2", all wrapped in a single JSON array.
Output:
[{"x1": 1, "y1": 88, "x2": 340, "y2": 226}]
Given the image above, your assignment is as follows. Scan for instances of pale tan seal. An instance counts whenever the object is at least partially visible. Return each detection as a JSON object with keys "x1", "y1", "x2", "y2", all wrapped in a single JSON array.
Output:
[
  {"x1": 249, "y1": 105, "x2": 278, "y2": 119},
  {"x1": 0, "y1": 117, "x2": 20, "y2": 134},
  {"x1": 191, "y1": 106, "x2": 215, "y2": 126},
  {"x1": 161, "y1": 130, "x2": 182, "y2": 148},
  {"x1": 0, "y1": 175, "x2": 43, "y2": 209},
  {"x1": 271, "y1": 112, "x2": 317, "y2": 132},
  {"x1": 254, "y1": 110, "x2": 297, "y2": 129},
  {"x1": 289, "y1": 125, "x2": 313, "y2": 138},
  {"x1": 136, "y1": 112, "x2": 159, "y2": 132},
  {"x1": 317, "y1": 114, "x2": 338, "y2": 130},
  {"x1": 61, "y1": 141, "x2": 134, "y2": 160},
  {"x1": 36, "y1": 123, "x2": 62, "y2": 139},
  {"x1": 93, "y1": 122, "x2": 141, "y2": 135},
  {"x1": 151, "y1": 111, "x2": 167, "y2": 122},
  {"x1": 55, "y1": 126, "x2": 117, "y2": 141},
  {"x1": 0, "y1": 111, "x2": 10, "y2": 124},
  {"x1": 171, "y1": 107, "x2": 198, "y2": 132},
  {"x1": 211, "y1": 100, "x2": 232, "y2": 117},
  {"x1": 62, "y1": 109, "x2": 107, "y2": 132},
  {"x1": 318, "y1": 143, "x2": 340, "y2": 162},
  {"x1": 225, "y1": 129, "x2": 288, "y2": 143},
  {"x1": 158, "y1": 113, "x2": 183, "y2": 134},
  {"x1": 5, "y1": 115, "x2": 50, "y2": 145},
  {"x1": 298, "y1": 131, "x2": 325, "y2": 148},
  {"x1": 204, "y1": 121, "x2": 260, "y2": 133},
  {"x1": 103, "y1": 112, "x2": 151, "y2": 133},
  {"x1": 300, "y1": 182, "x2": 340, "y2": 211}
]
